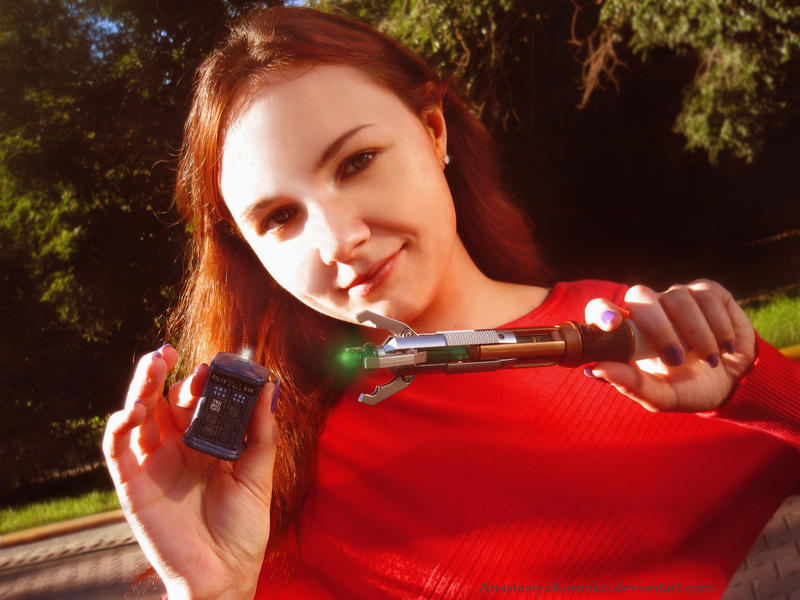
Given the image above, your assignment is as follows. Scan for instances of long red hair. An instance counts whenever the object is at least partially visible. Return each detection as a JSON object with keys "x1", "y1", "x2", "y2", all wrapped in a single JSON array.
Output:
[{"x1": 169, "y1": 6, "x2": 545, "y2": 555}]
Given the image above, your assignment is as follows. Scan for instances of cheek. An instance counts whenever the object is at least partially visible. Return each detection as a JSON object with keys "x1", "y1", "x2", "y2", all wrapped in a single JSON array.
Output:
[
  {"x1": 380, "y1": 150, "x2": 456, "y2": 235},
  {"x1": 416, "y1": 175, "x2": 458, "y2": 251},
  {"x1": 253, "y1": 240, "x2": 330, "y2": 299}
]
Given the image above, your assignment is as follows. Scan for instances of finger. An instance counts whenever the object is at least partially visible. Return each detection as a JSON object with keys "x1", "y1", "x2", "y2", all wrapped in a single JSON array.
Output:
[
  {"x1": 585, "y1": 298, "x2": 629, "y2": 332},
  {"x1": 137, "y1": 354, "x2": 171, "y2": 453},
  {"x1": 126, "y1": 350, "x2": 170, "y2": 409},
  {"x1": 126, "y1": 348, "x2": 177, "y2": 453},
  {"x1": 660, "y1": 285, "x2": 721, "y2": 368},
  {"x1": 725, "y1": 294, "x2": 756, "y2": 361},
  {"x1": 164, "y1": 363, "x2": 208, "y2": 407},
  {"x1": 687, "y1": 280, "x2": 744, "y2": 356},
  {"x1": 233, "y1": 381, "x2": 280, "y2": 499},
  {"x1": 625, "y1": 285, "x2": 686, "y2": 367},
  {"x1": 103, "y1": 402, "x2": 146, "y2": 485},
  {"x1": 178, "y1": 363, "x2": 210, "y2": 407},
  {"x1": 707, "y1": 281, "x2": 757, "y2": 368},
  {"x1": 166, "y1": 363, "x2": 210, "y2": 433}
]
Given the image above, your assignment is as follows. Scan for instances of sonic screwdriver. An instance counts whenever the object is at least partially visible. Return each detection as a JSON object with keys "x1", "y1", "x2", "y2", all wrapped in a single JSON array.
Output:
[{"x1": 341, "y1": 310, "x2": 657, "y2": 405}]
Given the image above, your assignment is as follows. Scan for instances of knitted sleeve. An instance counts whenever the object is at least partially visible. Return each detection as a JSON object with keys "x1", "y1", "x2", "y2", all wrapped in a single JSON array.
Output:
[{"x1": 702, "y1": 335, "x2": 800, "y2": 448}]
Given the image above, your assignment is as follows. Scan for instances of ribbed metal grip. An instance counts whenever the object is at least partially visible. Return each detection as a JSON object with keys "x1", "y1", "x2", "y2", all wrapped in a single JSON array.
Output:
[{"x1": 442, "y1": 329, "x2": 500, "y2": 345}]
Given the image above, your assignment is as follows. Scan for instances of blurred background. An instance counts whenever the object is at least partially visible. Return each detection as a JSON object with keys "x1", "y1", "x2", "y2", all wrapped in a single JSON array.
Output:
[{"x1": 1, "y1": 0, "x2": 799, "y2": 527}]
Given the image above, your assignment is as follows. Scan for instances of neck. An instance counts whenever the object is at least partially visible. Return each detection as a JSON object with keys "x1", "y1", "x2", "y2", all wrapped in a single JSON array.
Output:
[{"x1": 406, "y1": 242, "x2": 548, "y2": 334}]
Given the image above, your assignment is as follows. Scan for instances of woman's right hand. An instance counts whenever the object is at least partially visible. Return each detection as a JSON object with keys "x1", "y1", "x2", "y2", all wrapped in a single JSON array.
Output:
[{"x1": 102, "y1": 345, "x2": 278, "y2": 600}]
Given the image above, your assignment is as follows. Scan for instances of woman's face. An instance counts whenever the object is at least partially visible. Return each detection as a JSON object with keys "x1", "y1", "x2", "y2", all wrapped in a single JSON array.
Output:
[{"x1": 220, "y1": 65, "x2": 460, "y2": 327}]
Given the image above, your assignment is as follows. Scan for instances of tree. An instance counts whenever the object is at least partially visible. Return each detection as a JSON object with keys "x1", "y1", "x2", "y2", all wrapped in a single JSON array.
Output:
[
  {"x1": 0, "y1": 0, "x2": 276, "y2": 498},
  {"x1": 575, "y1": 0, "x2": 800, "y2": 163},
  {"x1": 312, "y1": 0, "x2": 538, "y2": 138}
]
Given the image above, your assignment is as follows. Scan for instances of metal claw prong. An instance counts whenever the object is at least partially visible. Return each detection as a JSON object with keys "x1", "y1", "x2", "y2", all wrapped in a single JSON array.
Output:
[
  {"x1": 356, "y1": 310, "x2": 417, "y2": 337},
  {"x1": 357, "y1": 374, "x2": 416, "y2": 405}
]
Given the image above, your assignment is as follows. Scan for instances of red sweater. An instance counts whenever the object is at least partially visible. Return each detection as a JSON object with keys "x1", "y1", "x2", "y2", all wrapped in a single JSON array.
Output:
[{"x1": 256, "y1": 280, "x2": 800, "y2": 599}]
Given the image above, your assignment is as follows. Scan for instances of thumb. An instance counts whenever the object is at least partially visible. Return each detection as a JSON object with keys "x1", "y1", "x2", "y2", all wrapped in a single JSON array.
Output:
[
  {"x1": 233, "y1": 381, "x2": 280, "y2": 499},
  {"x1": 585, "y1": 297, "x2": 629, "y2": 332}
]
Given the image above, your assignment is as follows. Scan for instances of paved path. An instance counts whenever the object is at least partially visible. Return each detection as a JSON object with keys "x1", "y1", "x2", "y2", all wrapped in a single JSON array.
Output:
[
  {"x1": 0, "y1": 496, "x2": 797, "y2": 599},
  {"x1": 723, "y1": 495, "x2": 800, "y2": 600},
  {"x1": 0, "y1": 521, "x2": 164, "y2": 599}
]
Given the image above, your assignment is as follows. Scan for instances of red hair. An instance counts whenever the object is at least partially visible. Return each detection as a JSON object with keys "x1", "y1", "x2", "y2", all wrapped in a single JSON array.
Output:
[{"x1": 169, "y1": 6, "x2": 545, "y2": 558}]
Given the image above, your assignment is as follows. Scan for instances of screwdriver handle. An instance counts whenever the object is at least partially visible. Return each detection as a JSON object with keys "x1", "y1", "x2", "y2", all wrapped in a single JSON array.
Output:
[{"x1": 558, "y1": 320, "x2": 656, "y2": 367}]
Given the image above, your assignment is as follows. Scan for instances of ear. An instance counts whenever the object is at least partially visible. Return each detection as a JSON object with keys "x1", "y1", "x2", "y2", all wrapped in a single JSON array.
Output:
[{"x1": 421, "y1": 104, "x2": 448, "y2": 166}]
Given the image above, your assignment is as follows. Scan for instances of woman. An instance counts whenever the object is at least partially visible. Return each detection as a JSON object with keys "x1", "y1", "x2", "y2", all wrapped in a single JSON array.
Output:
[{"x1": 103, "y1": 7, "x2": 800, "y2": 599}]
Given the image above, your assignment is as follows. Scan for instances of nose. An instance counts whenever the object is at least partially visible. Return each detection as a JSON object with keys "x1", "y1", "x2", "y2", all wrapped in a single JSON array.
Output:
[{"x1": 314, "y1": 202, "x2": 371, "y2": 265}]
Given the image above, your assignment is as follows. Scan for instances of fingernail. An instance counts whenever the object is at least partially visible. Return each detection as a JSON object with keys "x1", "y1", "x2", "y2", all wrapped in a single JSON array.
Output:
[
  {"x1": 134, "y1": 398, "x2": 144, "y2": 405},
  {"x1": 152, "y1": 351, "x2": 162, "y2": 360},
  {"x1": 705, "y1": 353, "x2": 720, "y2": 368},
  {"x1": 583, "y1": 366, "x2": 607, "y2": 382},
  {"x1": 270, "y1": 380, "x2": 281, "y2": 413},
  {"x1": 158, "y1": 343, "x2": 173, "y2": 354},
  {"x1": 663, "y1": 344, "x2": 684, "y2": 367},
  {"x1": 722, "y1": 340, "x2": 736, "y2": 355},
  {"x1": 601, "y1": 310, "x2": 617, "y2": 325}
]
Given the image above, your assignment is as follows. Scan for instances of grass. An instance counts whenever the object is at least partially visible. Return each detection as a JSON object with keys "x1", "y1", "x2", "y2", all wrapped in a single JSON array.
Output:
[
  {"x1": 743, "y1": 293, "x2": 800, "y2": 350},
  {"x1": 0, "y1": 489, "x2": 120, "y2": 535}
]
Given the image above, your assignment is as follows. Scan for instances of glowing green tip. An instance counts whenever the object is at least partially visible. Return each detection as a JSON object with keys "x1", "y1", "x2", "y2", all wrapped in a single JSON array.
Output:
[{"x1": 339, "y1": 343, "x2": 379, "y2": 371}]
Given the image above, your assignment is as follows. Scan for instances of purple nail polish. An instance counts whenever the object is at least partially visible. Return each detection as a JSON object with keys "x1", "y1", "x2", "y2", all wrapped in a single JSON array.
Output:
[
  {"x1": 705, "y1": 353, "x2": 720, "y2": 368},
  {"x1": 583, "y1": 366, "x2": 607, "y2": 382},
  {"x1": 192, "y1": 362, "x2": 209, "y2": 376},
  {"x1": 601, "y1": 310, "x2": 617, "y2": 325},
  {"x1": 270, "y1": 380, "x2": 282, "y2": 413},
  {"x1": 152, "y1": 351, "x2": 162, "y2": 360},
  {"x1": 134, "y1": 398, "x2": 144, "y2": 405},
  {"x1": 722, "y1": 340, "x2": 736, "y2": 355},
  {"x1": 663, "y1": 344, "x2": 684, "y2": 367}
]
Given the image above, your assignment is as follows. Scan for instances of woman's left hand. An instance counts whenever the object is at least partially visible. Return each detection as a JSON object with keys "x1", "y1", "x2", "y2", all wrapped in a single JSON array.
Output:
[{"x1": 584, "y1": 279, "x2": 756, "y2": 413}]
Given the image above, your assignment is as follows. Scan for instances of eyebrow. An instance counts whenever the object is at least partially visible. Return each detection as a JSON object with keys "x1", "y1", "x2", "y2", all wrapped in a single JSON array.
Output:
[
  {"x1": 240, "y1": 123, "x2": 375, "y2": 223},
  {"x1": 315, "y1": 123, "x2": 374, "y2": 170}
]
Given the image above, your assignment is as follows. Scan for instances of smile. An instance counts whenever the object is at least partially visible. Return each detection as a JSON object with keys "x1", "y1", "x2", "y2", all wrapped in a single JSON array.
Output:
[{"x1": 347, "y1": 247, "x2": 404, "y2": 298}]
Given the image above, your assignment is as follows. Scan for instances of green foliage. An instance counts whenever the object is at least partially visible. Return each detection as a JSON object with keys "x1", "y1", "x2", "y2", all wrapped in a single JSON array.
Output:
[
  {"x1": 0, "y1": 0, "x2": 270, "y2": 497},
  {"x1": 310, "y1": 0, "x2": 536, "y2": 133},
  {"x1": 594, "y1": 0, "x2": 800, "y2": 163}
]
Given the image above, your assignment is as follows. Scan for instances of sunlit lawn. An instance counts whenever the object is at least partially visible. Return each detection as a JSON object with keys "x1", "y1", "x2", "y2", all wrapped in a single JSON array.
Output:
[
  {"x1": 744, "y1": 293, "x2": 800, "y2": 350},
  {"x1": 0, "y1": 489, "x2": 120, "y2": 535}
]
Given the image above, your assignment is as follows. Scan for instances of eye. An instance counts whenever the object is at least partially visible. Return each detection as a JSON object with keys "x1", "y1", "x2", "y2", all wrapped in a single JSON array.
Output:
[
  {"x1": 259, "y1": 206, "x2": 297, "y2": 235},
  {"x1": 341, "y1": 150, "x2": 377, "y2": 178}
]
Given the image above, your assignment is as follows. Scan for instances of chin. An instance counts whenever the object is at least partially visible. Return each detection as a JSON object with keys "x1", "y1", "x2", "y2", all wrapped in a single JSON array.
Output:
[{"x1": 364, "y1": 298, "x2": 427, "y2": 329}]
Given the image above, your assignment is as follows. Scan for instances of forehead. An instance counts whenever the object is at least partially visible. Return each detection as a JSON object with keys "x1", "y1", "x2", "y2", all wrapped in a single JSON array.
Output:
[
  {"x1": 224, "y1": 64, "x2": 411, "y2": 149},
  {"x1": 220, "y1": 64, "x2": 421, "y2": 206}
]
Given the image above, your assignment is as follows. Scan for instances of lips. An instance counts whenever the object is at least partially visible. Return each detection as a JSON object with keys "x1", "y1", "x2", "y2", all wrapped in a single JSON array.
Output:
[{"x1": 346, "y1": 247, "x2": 403, "y2": 298}]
